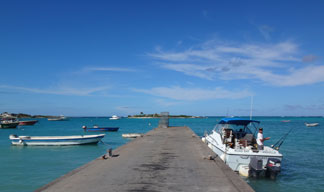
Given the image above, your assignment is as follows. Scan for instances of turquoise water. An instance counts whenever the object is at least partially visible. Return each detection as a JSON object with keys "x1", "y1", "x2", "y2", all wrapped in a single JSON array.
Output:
[{"x1": 0, "y1": 117, "x2": 323, "y2": 192}]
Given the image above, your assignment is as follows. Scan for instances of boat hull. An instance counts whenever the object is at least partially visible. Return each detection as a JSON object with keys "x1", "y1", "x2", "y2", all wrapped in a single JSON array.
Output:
[
  {"x1": 48, "y1": 118, "x2": 68, "y2": 121},
  {"x1": 305, "y1": 123, "x2": 319, "y2": 127},
  {"x1": 18, "y1": 120, "x2": 38, "y2": 126},
  {"x1": 205, "y1": 134, "x2": 282, "y2": 172},
  {"x1": 109, "y1": 115, "x2": 120, "y2": 120},
  {"x1": 0, "y1": 122, "x2": 19, "y2": 128},
  {"x1": 85, "y1": 127, "x2": 119, "y2": 132},
  {"x1": 9, "y1": 134, "x2": 105, "y2": 146},
  {"x1": 211, "y1": 145, "x2": 282, "y2": 171}
]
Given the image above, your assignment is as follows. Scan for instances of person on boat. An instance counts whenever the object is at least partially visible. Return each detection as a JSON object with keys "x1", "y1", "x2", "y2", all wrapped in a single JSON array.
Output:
[{"x1": 257, "y1": 128, "x2": 270, "y2": 150}]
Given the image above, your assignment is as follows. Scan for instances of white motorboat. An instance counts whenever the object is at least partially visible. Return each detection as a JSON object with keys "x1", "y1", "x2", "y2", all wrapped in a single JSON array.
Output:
[
  {"x1": 109, "y1": 115, "x2": 120, "y2": 120},
  {"x1": 305, "y1": 122, "x2": 319, "y2": 127},
  {"x1": 202, "y1": 118, "x2": 282, "y2": 178},
  {"x1": 48, "y1": 115, "x2": 69, "y2": 121},
  {"x1": 9, "y1": 134, "x2": 105, "y2": 146},
  {"x1": 1, "y1": 117, "x2": 19, "y2": 128}
]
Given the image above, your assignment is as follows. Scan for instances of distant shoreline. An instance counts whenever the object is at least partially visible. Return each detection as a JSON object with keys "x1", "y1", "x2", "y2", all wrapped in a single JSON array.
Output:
[
  {"x1": 127, "y1": 114, "x2": 203, "y2": 119},
  {"x1": 1, "y1": 112, "x2": 60, "y2": 119},
  {"x1": 127, "y1": 116, "x2": 203, "y2": 119},
  {"x1": 1, "y1": 112, "x2": 323, "y2": 119}
]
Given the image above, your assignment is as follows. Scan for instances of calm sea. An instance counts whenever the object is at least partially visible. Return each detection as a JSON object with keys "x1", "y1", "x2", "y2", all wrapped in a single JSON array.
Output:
[{"x1": 0, "y1": 117, "x2": 323, "y2": 192}]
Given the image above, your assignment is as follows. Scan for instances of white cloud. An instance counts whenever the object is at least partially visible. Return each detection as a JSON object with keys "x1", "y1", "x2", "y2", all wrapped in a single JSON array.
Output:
[
  {"x1": 162, "y1": 63, "x2": 215, "y2": 80},
  {"x1": 155, "y1": 99, "x2": 182, "y2": 107},
  {"x1": 0, "y1": 85, "x2": 110, "y2": 96},
  {"x1": 83, "y1": 67, "x2": 136, "y2": 72},
  {"x1": 134, "y1": 86, "x2": 251, "y2": 101},
  {"x1": 148, "y1": 40, "x2": 324, "y2": 86},
  {"x1": 258, "y1": 65, "x2": 324, "y2": 86}
]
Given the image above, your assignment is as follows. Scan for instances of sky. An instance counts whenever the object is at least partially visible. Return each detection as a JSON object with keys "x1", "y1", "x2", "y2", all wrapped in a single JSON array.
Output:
[{"x1": 1, "y1": 0, "x2": 324, "y2": 116}]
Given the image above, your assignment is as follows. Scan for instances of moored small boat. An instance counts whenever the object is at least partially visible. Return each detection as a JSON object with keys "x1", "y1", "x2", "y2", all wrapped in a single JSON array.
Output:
[
  {"x1": 48, "y1": 115, "x2": 68, "y2": 121},
  {"x1": 122, "y1": 133, "x2": 143, "y2": 138},
  {"x1": 0, "y1": 118, "x2": 19, "y2": 129},
  {"x1": 9, "y1": 134, "x2": 105, "y2": 146},
  {"x1": 305, "y1": 122, "x2": 319, "y2": 127},
  {"x1": 109, "y1": 115, "x2": 120, "y2": 120},
  {"x1": 202, "y1": 118, "x2": 283, "y2": 179},
  {"x1": 82, "y1": 125, "x2": 119, "y2": 132},
  {"x1": 18, "y1": 120, "x2": 38, "y2": 126}
]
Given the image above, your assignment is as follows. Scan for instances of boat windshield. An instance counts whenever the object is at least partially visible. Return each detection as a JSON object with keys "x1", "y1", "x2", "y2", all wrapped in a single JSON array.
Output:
[{"x1": 214, "y1": 118, "x2": 260, "y2": 139}]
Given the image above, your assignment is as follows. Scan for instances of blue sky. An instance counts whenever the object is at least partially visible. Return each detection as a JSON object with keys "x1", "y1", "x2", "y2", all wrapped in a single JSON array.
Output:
[{"x1": 1, "y1": 0, "x2": 324, "y2": 116}]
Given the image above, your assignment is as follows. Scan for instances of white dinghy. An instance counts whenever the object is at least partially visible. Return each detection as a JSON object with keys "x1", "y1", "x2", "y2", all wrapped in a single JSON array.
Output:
[
  {"x1": 9, "y1": 134, "x2": 105, "y2": 146},
  {"x1": 305, "y1": 122, "x2": 319, "y2": 127}
]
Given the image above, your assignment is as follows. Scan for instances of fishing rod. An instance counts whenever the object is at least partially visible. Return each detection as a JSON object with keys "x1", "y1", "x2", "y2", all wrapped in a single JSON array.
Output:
[{"x1": 271, "y1": 127, "x2": 293, "y2": 150}]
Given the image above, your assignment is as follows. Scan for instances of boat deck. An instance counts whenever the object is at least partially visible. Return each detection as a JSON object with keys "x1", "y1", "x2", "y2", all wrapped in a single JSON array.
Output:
[{"x1": 36, "y1": 126, "x2": 254, "y2": 192}]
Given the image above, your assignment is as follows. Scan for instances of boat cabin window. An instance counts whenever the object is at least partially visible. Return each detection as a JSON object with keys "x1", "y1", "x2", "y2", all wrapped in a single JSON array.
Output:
[
  {"x1": 220, "y1": 125, "x2": 252, "y2": 139},
  {"x1": 224, "y1": 129, "x2": 233, "y2": 138},
  {"x1": 215, "y1": 119, "x2": 259, "y2": 149}
]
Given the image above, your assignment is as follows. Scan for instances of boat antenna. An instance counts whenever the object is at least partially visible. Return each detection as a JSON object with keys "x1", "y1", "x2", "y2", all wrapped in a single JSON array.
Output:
[{"x1": 250, "y1": 96, "x2": 253, "y2": 120}]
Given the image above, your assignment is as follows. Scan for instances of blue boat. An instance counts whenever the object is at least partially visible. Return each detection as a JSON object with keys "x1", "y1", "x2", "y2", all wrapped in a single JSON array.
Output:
[{"x1": 82, "y1": 125, "x2": 119, "y2": 132}]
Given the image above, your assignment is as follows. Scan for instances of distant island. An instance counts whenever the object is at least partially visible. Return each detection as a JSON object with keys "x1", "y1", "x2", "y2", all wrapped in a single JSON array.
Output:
[
  {"x1": 1, "y1": 112, "x2": 204, "y2": 119},
  {"x1": 128, "y1": 113, "x2": 202, "y2": 119},
  {"x1": 0, "y1": 112, "x2": 59, "y2": 119}
]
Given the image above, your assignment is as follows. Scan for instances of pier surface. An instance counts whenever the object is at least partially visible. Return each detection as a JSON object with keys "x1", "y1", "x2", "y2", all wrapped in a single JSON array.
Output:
[{"x1": 37, "y1": 126, "x2": 254, "y2": 192}]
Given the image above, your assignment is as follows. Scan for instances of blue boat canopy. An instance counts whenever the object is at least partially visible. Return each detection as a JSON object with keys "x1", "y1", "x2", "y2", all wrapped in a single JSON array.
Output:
[{"x1": 218, "y1": 118, "x2": 260, "y2": 126}]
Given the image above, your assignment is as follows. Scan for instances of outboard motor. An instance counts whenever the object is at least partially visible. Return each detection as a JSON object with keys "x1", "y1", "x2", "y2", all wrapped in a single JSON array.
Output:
[
  {"x1": 249, "y1": 157, "x2": 264, "y2": 178},
  {"x1": 265, "y1": 158, "x2": 281, "y2": 179}
]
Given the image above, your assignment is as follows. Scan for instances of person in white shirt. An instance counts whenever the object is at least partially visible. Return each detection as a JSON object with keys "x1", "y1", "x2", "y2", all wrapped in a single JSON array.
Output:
[{"x1": 256, "y1": 128, "x2": 270, "y2": 150}]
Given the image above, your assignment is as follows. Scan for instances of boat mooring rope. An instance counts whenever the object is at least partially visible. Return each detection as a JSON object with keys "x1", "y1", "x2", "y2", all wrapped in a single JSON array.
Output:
[{"x1": 100, "y1": 140, "x2": 110, "y2": 146}]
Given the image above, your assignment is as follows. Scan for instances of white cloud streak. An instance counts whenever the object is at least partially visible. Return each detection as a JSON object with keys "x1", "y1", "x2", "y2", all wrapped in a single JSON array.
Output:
[
  {"x1": 134, "y1": 86, "x2": 251, "y2": 101},
  {"x1": 148, "y1": 40, "x2": 324, "y2": 86},
  {"x1": 0, "y1": 85, "x2": 110, "y2": 96},
  {"x1": 83, "y1": 67, "x2": 136, "y2": 72}
]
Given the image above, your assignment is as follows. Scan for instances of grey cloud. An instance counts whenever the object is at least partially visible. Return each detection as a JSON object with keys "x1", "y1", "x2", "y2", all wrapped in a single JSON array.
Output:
[
  {"x1": 205, "y1": 67, "x2": 219, "y2": 72},
  {"x1": 302, "y1": 55, "x2": 317, "y2": 63},
  {"x1": 221, "y1": 67, "x2": 231, "y2": 72},
  {"x1": 284, "y1": 104, "x2": 324, "y2": 111}
]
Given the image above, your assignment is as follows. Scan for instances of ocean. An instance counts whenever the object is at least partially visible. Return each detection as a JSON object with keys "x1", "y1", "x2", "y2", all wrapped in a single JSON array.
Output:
[{"x1": 0, "y1": 117, "x2": 323, "y2": 192}]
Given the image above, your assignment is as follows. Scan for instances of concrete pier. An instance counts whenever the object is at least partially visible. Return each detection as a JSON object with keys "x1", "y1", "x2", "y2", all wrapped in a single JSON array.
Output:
[{"x1": 37, "y1": 126, "x2": 254, "y2": 192}]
